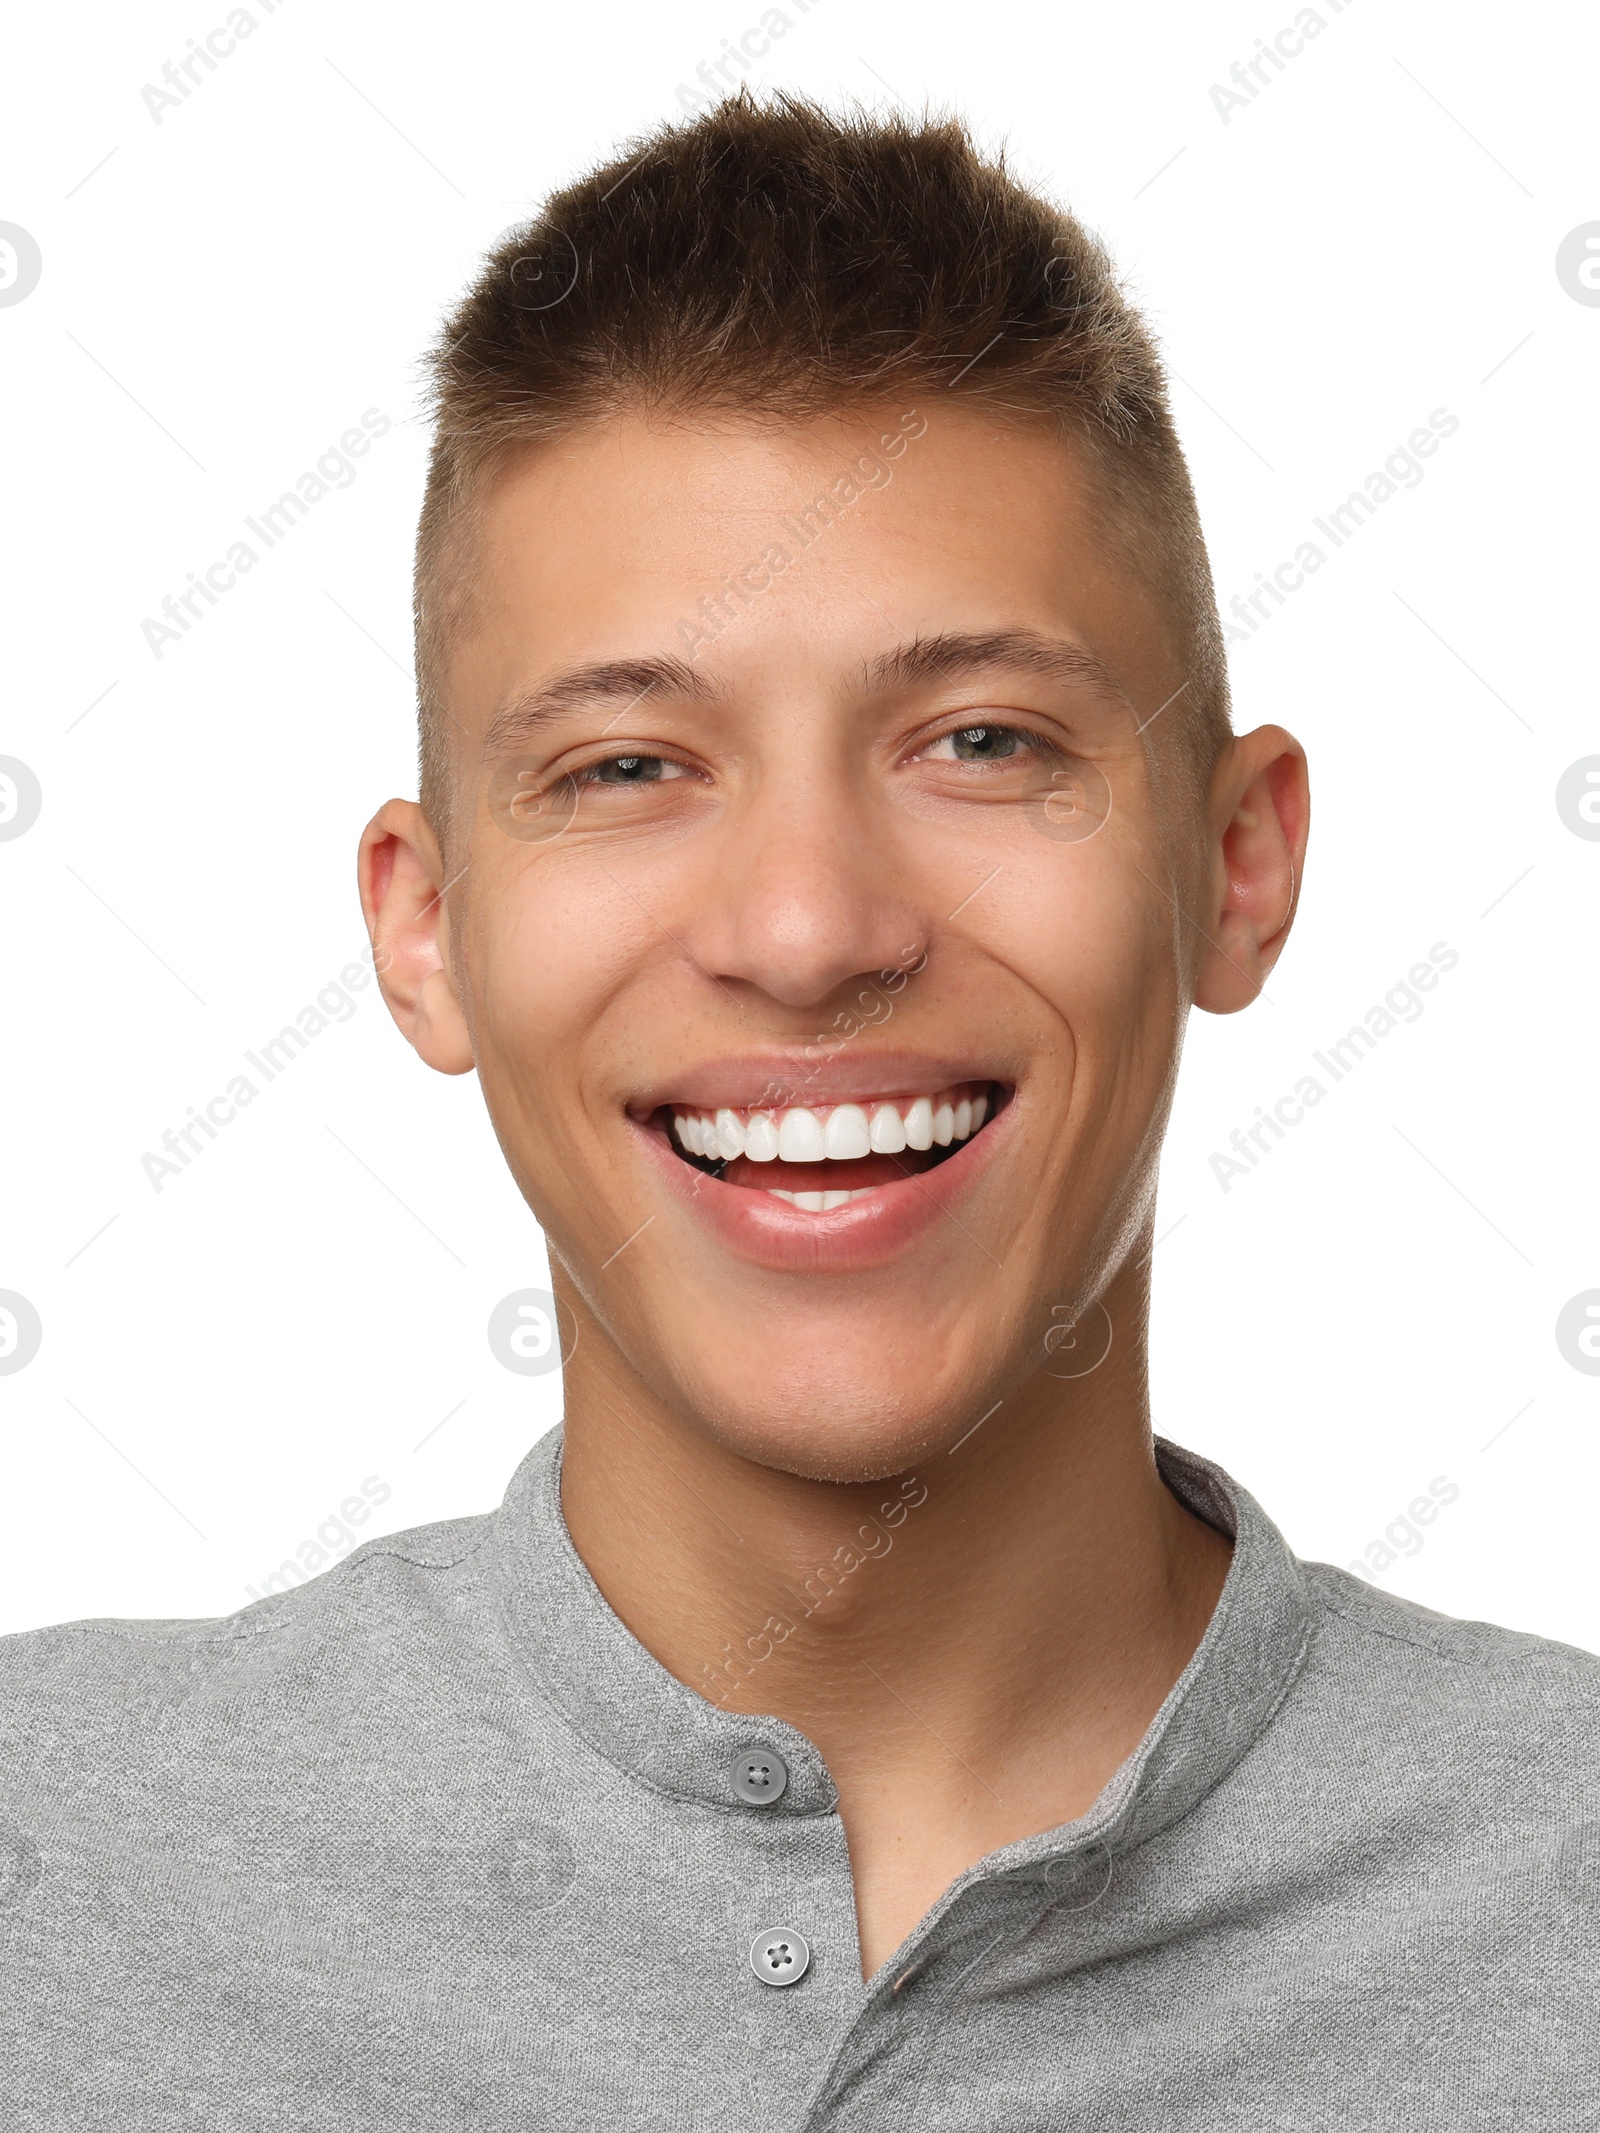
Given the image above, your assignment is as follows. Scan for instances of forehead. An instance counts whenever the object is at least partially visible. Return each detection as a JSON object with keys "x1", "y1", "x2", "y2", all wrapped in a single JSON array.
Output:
[{"x1": 445, "y1": 402, "x2": 1179, "y2": 734}]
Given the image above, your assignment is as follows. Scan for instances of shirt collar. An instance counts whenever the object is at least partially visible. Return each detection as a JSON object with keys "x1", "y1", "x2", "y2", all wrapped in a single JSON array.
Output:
[
  {"x1": 488, "y1": 1424, "x2": 1312, "y2": 1847},
  {"x1": 1059, "y1": 1434, "x2": 1314, "y2": 1860},
  {"x1": 491, "y1": 1425, "x2": 840, "y2": 1816}
]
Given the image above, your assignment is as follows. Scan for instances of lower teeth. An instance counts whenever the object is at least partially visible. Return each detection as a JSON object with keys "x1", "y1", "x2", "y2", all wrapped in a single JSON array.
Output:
[{"x1": 764, "y1": 1187, "x2": 875, "y2": 1212}]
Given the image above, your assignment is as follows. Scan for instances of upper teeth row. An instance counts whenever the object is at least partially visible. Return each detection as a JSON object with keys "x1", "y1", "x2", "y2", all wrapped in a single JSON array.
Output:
[{"x1": 673, "y1": 1090, "x2": 989, "y2": 1163}]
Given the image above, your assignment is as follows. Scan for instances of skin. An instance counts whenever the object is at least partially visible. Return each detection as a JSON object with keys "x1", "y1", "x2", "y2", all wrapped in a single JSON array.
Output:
[{"x1": 359, "y1": 400, "x2": 1309, "y2": 1979}]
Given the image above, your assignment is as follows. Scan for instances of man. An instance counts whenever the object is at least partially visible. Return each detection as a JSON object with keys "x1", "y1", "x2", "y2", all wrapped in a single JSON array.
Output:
[{"x1": 2, "y1": 95, "x2": 1594, "y2": 2128}]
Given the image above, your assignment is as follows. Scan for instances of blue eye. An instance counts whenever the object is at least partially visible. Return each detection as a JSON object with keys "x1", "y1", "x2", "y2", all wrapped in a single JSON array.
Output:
[
  {"x1": 948, "y1": 725, "x2": 1021, "y2": 761},
  {"x1": 585, "y1": 754, "x2": 683, "y2": 785}
]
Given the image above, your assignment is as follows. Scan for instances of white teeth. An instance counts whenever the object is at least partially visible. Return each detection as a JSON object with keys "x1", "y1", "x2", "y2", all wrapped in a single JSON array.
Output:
[
  {"x1": 715, "y1": 1107, "x2": 746, "y2": 1161},
  {"x1": 765, "y1": 1186, "x2": 876, "y2": 1210},
  {"x1": 777, "y1": 1108, "x2": 826, "y2": 1162},
  {"x1": 744, "y1": 1112, "x2": 779, "y2": 1163},
  {"x1": 823, "y1": 1103, "x2": 871, "y2": 1160},
  {"x1": 671, "y1": 1086, "x2": 996, "y2": 1163},
  {"x1": 869, "y1": 1102, "x2": 907, "y2": 1154}
]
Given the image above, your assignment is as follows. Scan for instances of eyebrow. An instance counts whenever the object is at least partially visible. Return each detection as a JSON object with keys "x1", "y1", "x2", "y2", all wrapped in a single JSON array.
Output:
[
  {"x1": 482, "y1": 656, "x2": 721, "y2": 757},
  {"x1": 857, "y1": 628, "x2": 1133, "y2": 706},
  {"x1": 481, "y1": 626, "x2": 1129, "y2": 758}
]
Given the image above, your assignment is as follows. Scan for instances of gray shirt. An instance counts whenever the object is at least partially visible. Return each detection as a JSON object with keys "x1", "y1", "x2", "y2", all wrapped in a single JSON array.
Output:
[{"x1": 1, "y1": 1428, "x2": 1596, "y2": 2128}]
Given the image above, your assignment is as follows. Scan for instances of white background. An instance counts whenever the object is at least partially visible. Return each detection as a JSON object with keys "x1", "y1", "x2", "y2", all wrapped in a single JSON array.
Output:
[{"x1": 2, "y1": 0, "x2": 1595, "y2": 1643}]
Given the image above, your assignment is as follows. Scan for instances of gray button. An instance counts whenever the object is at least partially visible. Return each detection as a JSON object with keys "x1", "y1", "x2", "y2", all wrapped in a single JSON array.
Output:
[
  {"x1": 749, "y1": 1926, "x2": 810, "y2": 1986},
  {"x1": 731, "y1": 1747, "x2": 788, "y2": 1805}
]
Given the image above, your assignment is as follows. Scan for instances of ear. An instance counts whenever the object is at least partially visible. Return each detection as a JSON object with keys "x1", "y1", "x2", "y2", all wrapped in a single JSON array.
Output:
[
  {"x1": 1193, "y1": 725, "x2": 1310, "y2": 1015},
  {"x1": 357, "y1": 800, "x2": 475, "y2": 1074}
]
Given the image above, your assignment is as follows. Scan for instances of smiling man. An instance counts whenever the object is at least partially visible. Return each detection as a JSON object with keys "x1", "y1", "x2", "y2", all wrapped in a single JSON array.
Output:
[{"x1": 3, "y1": 94, "x2": 1596, "y2": 2132}]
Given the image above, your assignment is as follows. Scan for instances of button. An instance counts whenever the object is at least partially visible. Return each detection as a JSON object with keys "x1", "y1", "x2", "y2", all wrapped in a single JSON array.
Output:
[
  {"x1": 749, "y1": 1926, "x2": 810, "y2": 1987},
  {"x1": 730, "y1": 1746, "x2": 788, "y2": 1805}
]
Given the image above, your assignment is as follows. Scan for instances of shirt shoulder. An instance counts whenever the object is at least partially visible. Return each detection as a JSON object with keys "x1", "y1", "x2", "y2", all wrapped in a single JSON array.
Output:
[
  {"x1": 1297, "y1": 1556, "x2": 1600, "y2": 1780},
  {"x1": 1304, "y1": 1556, "x2": 1600, "y2": 1679},
  {"x1": 0, "y1": 1507, "x2": 501, "y2": 1743}
]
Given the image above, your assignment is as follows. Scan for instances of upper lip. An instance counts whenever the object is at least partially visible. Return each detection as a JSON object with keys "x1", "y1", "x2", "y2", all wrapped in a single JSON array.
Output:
[{"x1": 625, "y1": 1050, "x2": 1015, "y2": 1113}]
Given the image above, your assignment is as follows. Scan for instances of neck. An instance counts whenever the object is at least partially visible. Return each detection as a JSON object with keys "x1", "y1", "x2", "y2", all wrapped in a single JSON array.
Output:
[{"x1": 555, "y1": 1260, "x2": 1233, "y2": 1977}]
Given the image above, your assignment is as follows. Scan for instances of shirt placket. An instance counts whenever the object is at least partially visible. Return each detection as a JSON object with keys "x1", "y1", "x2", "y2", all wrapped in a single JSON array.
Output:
[{"x1": 788, "y1": 1862, "x2": 1079, "y2": 2130}]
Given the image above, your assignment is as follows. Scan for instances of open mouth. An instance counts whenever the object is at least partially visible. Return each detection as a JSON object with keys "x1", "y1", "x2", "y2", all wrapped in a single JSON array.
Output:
[{"x1": 651, "y1": 1081, "x2": 1008, "y2": 1213}]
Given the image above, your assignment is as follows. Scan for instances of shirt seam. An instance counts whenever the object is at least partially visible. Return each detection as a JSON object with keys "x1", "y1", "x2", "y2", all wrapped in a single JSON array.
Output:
[
  {"x1": 1307, "y1": 1574, "x2": 1581, "y2": 1675},
  {"x1": 14, "y1": 1533, "x2": 496, "y2": 1652}
]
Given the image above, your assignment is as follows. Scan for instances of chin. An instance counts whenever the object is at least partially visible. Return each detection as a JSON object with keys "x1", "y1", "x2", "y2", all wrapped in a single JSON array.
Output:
[{"x1": 662, "y1": 1333, "x2": 988, "y2": 1484}]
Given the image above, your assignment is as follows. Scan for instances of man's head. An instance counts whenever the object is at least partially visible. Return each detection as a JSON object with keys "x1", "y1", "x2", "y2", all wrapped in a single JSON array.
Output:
[{"x1": 360, "y1": 95, "x2": 1308, "y2": 1482}]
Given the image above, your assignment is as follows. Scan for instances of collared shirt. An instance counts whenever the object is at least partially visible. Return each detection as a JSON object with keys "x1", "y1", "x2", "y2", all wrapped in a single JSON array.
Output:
[{"x1": 1, "y1": 1428, "x2": 1595, "y2": 2128}]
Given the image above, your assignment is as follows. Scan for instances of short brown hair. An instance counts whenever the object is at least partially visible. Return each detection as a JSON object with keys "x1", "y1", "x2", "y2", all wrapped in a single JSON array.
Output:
[{"x1": 416, "y1": 92, "x2": 1230, "y2": 834}]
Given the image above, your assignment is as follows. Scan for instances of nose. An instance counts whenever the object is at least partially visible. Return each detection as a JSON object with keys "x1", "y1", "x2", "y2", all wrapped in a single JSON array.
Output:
[{"x1": 684, "y1": 770, "x2": 925, "y2": 1011}]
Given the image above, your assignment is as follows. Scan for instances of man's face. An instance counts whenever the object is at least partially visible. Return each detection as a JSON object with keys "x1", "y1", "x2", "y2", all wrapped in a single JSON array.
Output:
[{"x1": 387, "y1": 404, "x2": 1249, "y2": 1480}]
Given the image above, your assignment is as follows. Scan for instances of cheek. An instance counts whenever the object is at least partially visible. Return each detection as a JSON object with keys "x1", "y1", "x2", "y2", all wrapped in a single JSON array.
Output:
[
  {"x1": 463, "y1": 863, "x2": 637, "y2": 1093},
  {"x1": 993, "y1": 849, "x2": 1173, "y2": 1056}
]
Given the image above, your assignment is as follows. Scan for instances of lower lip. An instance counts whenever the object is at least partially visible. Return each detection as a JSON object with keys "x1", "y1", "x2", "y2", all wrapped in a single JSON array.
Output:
[{"x1": 631, "y1": 1103, "x2": 1010, "y2": 1273}]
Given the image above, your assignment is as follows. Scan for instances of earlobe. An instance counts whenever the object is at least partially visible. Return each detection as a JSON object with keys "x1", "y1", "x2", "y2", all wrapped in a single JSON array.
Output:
[
  {"x1": 357, "y1": 800, "x2": 476, "y2": 1074},
  {"x1": 1192, "y1": 727, "x2": 1310, "y2": 1016}
]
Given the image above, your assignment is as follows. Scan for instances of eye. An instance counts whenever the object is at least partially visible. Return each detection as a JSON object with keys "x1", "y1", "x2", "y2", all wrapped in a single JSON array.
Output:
[
  {"x1": 924, "y1": 723, "x2": 1031, "y2": 763},
  {"x1": 578, "y1": 753, "x2": 687, "y2": 786}
]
